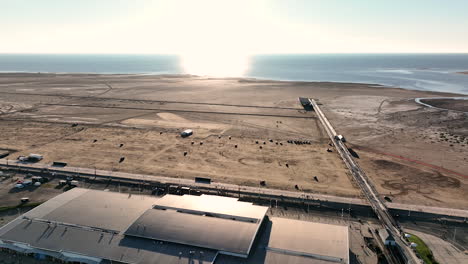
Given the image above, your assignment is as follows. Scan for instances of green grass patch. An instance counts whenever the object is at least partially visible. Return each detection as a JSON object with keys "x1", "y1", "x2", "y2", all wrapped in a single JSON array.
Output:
[
  {"x1": 0, "y1": 202, "x2": 43, "y2": 213},
  {"x1": 407, "y1": 233, "x2": 439, "y2": 264}
]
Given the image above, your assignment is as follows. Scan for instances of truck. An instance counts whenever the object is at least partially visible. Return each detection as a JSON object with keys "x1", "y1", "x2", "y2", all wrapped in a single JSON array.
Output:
[
  {"x1": 180, "y1": 129, "x2": 193, "y2": 138},
  {"x1": 17, "y1": 154, "x2": 43, "y2": 162},
  {"x1": 334, "y1": 135, "x2": 346, "y2": 142},
  {"x1": 27, "y1": 154, "x2": 43, "y2": 162}
]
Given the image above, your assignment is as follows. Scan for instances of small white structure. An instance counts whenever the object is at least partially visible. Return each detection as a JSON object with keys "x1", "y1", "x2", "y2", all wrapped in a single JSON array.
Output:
[
  {"x1": 404, "y1": 233, "x2": 411, "y2": 238},
  {"x1": 410, "y1": 242, "x2": 418, "y2": 248},
  {"x1": 180, "y1": 129, "x2": 193, "y2": 138},
  {"x1": 378, "y1": 229, "x2": 396, "y2": 246}
]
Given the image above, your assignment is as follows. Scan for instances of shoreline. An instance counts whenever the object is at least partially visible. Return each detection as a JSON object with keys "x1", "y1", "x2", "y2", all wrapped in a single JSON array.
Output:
[{"x1": 0, "y1": 72, "x2": 466, "y2": 97}]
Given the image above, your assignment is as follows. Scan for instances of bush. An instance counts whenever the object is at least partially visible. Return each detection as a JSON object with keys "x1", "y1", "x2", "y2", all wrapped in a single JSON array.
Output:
[{"x1": 407, "y1": 233, "x2": 438, "y2": 264}]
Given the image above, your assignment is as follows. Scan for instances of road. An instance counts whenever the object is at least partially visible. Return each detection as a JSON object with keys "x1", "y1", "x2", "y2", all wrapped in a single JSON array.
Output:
[
  {"x1": 307, "y1": 98, "x2": 421, "y2": 264},
  {"x1": 0, "y1": 159, "x2": 365, "y2": 206},
  {"x1": 0, "y1": 160, "x2": 467, "y2": 221}
]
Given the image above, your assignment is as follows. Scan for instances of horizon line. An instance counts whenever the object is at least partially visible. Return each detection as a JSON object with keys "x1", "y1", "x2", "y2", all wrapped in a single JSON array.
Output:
[{"x1": 1, "y1": 52, "x2": 468, "y2": 56}]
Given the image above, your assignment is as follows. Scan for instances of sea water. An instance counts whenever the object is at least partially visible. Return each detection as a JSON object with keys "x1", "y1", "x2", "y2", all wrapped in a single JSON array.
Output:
[{"x1": 1, "y1": 53, "x2": 468, "y2": 94}]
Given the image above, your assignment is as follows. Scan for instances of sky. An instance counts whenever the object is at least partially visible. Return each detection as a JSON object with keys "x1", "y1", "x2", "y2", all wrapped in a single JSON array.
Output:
[{"x1": 1, "y1": 0, "x2": 468, "y2": 54}]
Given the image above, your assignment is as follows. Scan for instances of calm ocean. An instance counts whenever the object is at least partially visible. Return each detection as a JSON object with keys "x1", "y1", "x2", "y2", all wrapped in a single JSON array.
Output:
[{"x1": 1, "y1": 54, "x2": 468, "y2": 94}]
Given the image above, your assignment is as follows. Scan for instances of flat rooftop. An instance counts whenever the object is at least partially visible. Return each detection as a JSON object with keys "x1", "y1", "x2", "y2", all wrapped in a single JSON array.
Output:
[
  {"x1": 0, "y1": 188, "x2": 269, "y2": 263},
  {"x1": 0, "y1": 218, "x2": 217, "y2": 264},
  {"x1": 0, "y1": 189, "x2": 349, "y2": 264},
  {"x1": 265, "y1": 217, "x2": 349, "y2": 264},
  {"x1": 32, "y1": 188, "x2": 160, "y2": 232},
  {"x1": 126, "y1": 208, "x2": 260, "y2": 257},
  {"x1": 153, "y1": 194, "x2": 268, "y2": 222}
]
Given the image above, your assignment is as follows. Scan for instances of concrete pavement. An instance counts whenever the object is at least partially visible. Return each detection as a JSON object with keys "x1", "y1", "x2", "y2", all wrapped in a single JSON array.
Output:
[{"x1": 408, "y1": 229, "x2": 468, "y2": 264}]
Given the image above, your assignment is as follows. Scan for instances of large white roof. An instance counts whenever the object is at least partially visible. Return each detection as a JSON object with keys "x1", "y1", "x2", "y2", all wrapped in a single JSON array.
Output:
[{"x1": 154, "y1": 194, "x2": 268, "y2": 222}]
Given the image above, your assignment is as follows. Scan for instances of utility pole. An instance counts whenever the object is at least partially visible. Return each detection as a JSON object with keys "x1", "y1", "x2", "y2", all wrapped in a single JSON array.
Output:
[{"x1": 453, "y1": 227, "x2": 457, "y2": 243}]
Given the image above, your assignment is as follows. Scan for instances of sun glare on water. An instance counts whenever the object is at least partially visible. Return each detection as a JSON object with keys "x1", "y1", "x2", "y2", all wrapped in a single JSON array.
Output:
[
  {"x1": 174, "y1": 1, "x2": 255, "y2": 77},
  {"x1": 181, "y1": 51, "x2": 249, "y2": 77}
]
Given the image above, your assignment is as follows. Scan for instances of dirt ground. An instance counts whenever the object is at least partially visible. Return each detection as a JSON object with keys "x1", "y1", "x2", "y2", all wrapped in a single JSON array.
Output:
[
  {"x1": 0, "y1": 73, "x2": 359, "y2": 197},
  {"x1": 0, "y1": 120, "x2": 354, "y2": 196},
  {"x1": 323, "y1": 95, "x2": 468, "y2": 209},
  {"x1": 0, "y1": 73, "x2": 467, "y2": 208}
]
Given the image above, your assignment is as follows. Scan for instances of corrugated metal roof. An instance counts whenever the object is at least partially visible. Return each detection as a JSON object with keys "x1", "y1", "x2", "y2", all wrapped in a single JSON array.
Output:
[
  {"x1": 154, "y1": 194, "x2": 268, "y2": 221},
  {"x1": 0, "y1": 218, "x2": 217, "y2": 264},
  {"x1": 125, "y1": 209, "x2": 260, "y2": 257}
]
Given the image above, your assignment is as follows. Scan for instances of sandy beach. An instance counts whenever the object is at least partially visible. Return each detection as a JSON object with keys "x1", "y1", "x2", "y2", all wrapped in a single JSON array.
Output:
[{"x1": 0, "y1": 73, "x2": 466, "y2": 209}]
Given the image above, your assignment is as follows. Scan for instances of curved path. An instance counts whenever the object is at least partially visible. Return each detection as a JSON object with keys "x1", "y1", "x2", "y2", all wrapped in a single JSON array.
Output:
[{"x1": 414, "y1": 97, "x2": 468, "y2": 113}]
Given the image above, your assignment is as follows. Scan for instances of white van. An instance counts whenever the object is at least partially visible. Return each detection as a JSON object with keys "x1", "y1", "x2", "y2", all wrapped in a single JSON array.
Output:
[{"x1": 180, "y1": 129, "x2": 193, "y2": 138}]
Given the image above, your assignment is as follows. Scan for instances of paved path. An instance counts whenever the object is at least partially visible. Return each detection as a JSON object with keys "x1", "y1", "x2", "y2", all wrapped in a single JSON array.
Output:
[
  {"x1": 388, "y1": 203, "x2": 468, "y2": 219},
  {"x1": 415, "y1": 97, "x2": 468, "y2": 114},
  {"x1": 409, "y1": 229, "x2": 468, "y2": 264}
]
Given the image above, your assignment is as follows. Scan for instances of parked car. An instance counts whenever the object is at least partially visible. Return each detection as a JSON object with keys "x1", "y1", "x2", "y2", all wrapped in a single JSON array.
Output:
[
  {"x1": 23, "y1": 180, "x2": 33, "y2": 186},
  {"x1": 69, "y1": 180, "x2": 79, "y2": 187}
]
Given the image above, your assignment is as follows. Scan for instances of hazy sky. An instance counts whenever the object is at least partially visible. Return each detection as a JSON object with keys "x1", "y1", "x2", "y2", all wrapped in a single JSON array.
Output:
[{"x1": 2, "y1": 0, "x2": 468, "y2": 54}]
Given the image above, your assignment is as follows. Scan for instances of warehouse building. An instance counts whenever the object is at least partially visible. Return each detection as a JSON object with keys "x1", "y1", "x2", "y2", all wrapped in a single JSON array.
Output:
[
  {"x1": 0, "y1": 188, "x2": 349, "y2": 264},
  {"x1": 263, "y1": 217, "x2": 349, "y2": 263}
]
